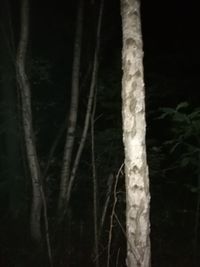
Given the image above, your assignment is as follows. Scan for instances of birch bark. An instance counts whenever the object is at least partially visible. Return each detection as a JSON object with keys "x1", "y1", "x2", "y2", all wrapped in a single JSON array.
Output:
[{"x1": 121, "y1": 0, "x2": 151, "y2": 266}]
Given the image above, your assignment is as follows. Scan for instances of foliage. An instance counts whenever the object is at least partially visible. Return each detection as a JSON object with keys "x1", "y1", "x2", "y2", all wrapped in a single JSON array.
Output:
[{"x1": 158, "y1": 102, "x2": 200, "y2": 188}]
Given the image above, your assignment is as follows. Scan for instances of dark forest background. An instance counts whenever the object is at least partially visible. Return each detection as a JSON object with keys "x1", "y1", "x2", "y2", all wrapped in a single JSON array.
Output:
[{"x1": 0, "y1": 0, "x2": 200, "y2": 266}]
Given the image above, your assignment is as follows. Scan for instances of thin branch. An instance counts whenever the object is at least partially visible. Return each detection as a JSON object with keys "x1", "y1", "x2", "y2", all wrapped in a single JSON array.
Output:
[
  {"x1": 43, "y1": 63, "x2": 92, "y2": 180},
  {"x1": 65, "y1": 0, "x2": 104, "y2": 206},
  {"x1": 91, "y1": 90, "x2": 99, "y2": 267},
  {"x1": 107, "y1": 163, "x2": 124, "y2": 267},
  {"x1": 116, "y1": 248, "x2": 121, "y2": 267},
  {"x1": 57, "y1": 0, "x2": 84, "y2": 216},
  {"x1": 43, "y1": 118, "x2": 67, "y2": 179},
  {"x1": 99, "y1": 173, "x2": 114, "y2": 237},
  {"x1": 40, "y1": 186, "x2": 54, "y2": 267},
  {"x1": 114, "y1": 212, "x2": 140, "y2": 264}
]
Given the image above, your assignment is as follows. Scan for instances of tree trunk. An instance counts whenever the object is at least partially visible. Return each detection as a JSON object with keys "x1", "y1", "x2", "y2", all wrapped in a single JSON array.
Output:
[
  {"x1": 16, "y1": 0, "x2": 42, "y2": 243},
  {"x1": 57, "y1": 0, "x2": 83, "y2": 217},
  {"x1": 120, "y1": 0, "x2": 151, "y2": 266}
]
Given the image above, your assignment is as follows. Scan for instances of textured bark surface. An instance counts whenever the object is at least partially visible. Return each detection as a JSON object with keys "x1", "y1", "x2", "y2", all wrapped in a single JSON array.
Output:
[
  {"x1": 121, "y1": 0, "x2": 151, "y2": 266},
  {"x1": 16, "y1": 0, "x2": 42, "y2": 243}
]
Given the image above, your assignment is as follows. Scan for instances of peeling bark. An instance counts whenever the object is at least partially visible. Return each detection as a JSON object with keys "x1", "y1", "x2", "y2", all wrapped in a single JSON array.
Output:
[{"x1": 121, "y1": 0, "x2": 151, "y2": 266}]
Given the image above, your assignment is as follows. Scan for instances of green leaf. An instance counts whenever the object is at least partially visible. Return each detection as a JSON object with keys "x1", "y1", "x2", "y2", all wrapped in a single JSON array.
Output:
[
  {"x1": 176, "y1": 102, "x2": 189, "y2": 111},
  {"x1": 157, "y1": 107, "x2": 175, "y2": 119},
  {"x1": 173, "y1": 112, "x2": 188, "y2": 122},
  {"x1": 189, "y1": 110, "x2": 200, "y2": 119}
]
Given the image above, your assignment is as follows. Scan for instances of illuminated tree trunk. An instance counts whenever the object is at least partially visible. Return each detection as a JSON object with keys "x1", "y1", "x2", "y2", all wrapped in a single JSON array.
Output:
[
  {"x1": 16, "y1": 0, "x2": 42, "y2": 243},
  {"x1": 57, "y1": 0, "x2": 83, "y2": 217},
  {"x1": 120, "y1": 0, "x2": 151, "y2": 266}
]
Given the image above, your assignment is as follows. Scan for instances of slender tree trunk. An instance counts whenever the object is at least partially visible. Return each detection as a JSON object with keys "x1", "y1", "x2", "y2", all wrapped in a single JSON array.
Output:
[
  {"x1": 57, "y1": 0, "x2": 83, "y2": 217},
  {"x1": 16, "y1": 0, "x2": 42, "y2": 243},
  {"x1": 66, "y1": 0, "x2": 104, "y2": 206},
  {"x1": 120, "y1": 0, "x2": 151, "y2": 266},
  {"x1": 89, "y1": 4, "x2": 104, "y2": 266}
]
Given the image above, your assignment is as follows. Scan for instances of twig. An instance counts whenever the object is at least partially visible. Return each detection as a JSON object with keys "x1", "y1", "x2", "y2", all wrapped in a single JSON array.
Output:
[
  {"x1": 114, "y1": 213, "x2": 126, "y2": 237},
  {"x1": 107, "y1": 163, "x2": 124, "y2": 267},
  {"x1": 116, "y1": 248, "x2": 120, "y2": 267},
  {"x1": 91, "y1": 91, "x2": 99, "y2": 267},
  {"x1": 40, "y1": 186, "x2": 53, "y2": 267},
  {"x1": 99, "y1": 173, "x2": 114, "y2": 237},
  {"x1": 101, "y1": 210, "x2": 141, "y2": 267},
  {"x1": 43, "y1": 118, "x2": 67, "y2": 179},
  {"x1": 114, "y1": 212, "x2": 140, "y2": 264}
]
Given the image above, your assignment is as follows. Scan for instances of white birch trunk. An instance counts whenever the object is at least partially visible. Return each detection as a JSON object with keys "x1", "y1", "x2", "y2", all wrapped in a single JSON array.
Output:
[
  {"x1": 16, "y1": 0, "x2": 42, "y2": 243},
  {"x1": 121, "y1": 0, "x2": 151, "y2": 266}
]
